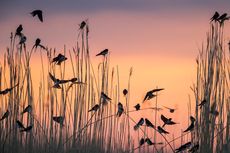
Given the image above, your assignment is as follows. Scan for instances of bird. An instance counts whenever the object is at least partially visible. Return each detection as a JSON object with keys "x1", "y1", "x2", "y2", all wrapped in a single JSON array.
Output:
[
  {"x1": 210, "y1": 11, "x2": 220, "y2": 22},
  {"x1": 21, "y1": 105, "x2": 32, "y2": 115},
  {"x1": 15, "y1": 24, "x2": 23, "y2": 37},
  {"x1": 20, "y1": 125, "x2": 33, "y2": 132},
  {"x1": 100, "y1": 92, "x2": 111, "y2": 105},
  {"x1": 143, "y1": 88, "x2": 164, "y2": 102},
  {"x1": 175, "y1": 142, "x2": 192, "y2": 153},
  {"x1": 96, "y1": 49, "x2": 109, "y2": 56},
  {"x1": 184, "y1": 116, "x2": 195, "y2": 133},
  {"x1": 53, "y1": 116, "x2": 64, "y2": 126},
  {"x1": 88, "y1": 104, "x2": 100, "y2": 112},
  {"x1": 218, "y1": 14, "x2": 230, "y2": 26},
  {"x1": 197, "y1": 99, "x2": 207, "y2": 108},
  {"x1": 117, "y1": 102, "x2": 124, "y2": 117},
  {"x1": 19, "y1": 34, "x2": 27, "y2": 45},
  {"x1": 31, "y1": 10, "x2": 43, "y2": 22},
  {"x1": 0, "y1": 84, "x2": 18, "y2": 95},
  {"x1": 134, "y1": 118, "x2": 144, "y2": 130},
  {"x1": 157, "y1": 126, "x2": 169, "y2": 134},
  {"x1": 79, "y1": 20, "x2": 86, "y2": 29},
  {"x1": 0, "y1": 110, "x2": 9, "y2": 121},
  {"x1": 163, "y1": 106, "x2": 176, "y2": 113},
  {"x1": 134, "y1": 103, "x2": 140, "y2": 111},
  {"x1": 161, "y1": 114, "x2": 177, "y2": 127},
  {"x1": 145, "y1": 118, "x2": 155, "y2": 129},
  {"x1": 16, "y1": 120, "x2": 25, "y2": 129},
  {"x1": 33, "y1": 38, "x2": 46, "y2": 50},
  {"x1": 123, "y1": 89, "x2": 128, "y2": 96},
  {"x1": 52, "y1": 54, "x2": 67, "y2": 65},
  {"x1": 139, "y1": 138, "x2": 145, "y2": 146},
  {"x1": 49, "y1": 73, "x2": 69, "y2": 89},
  {"x1": 218, "y1": 13, "x2": 228, "y2": 21},
  {"x1": 145, "y1": 138, "x2": 154, "y2": 145},
  {"x1": 189, "y1": 144, "x2": 199, "y2": 153}
]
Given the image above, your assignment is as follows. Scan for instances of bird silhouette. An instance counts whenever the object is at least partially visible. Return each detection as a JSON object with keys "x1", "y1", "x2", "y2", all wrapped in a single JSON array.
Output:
[
  {"x1": 96, "y1": 49, "x2": 109, "y2": 56},
  {"x1": 16, "y1": 120, "x2": 25, "y2": 129},
  {"x1": 20, "y1": 125, "x2": 33, "y2": 132},
  {"x1": 197, "y1": 99, "x2": 207, "y2": 108},
  {"x1": 134, "y1": 103, "x2": 140, "y2": 111},
  {"x1": 31, "y1": 10, "x2": 43, "y2": 22},
  {"x1": 184, "y1": 116, "x2": 195, "y2": 133},
  {"x1": 100, "y1": 92, "x2": 111, "y2": 105},
  {"x1": 161, "y1": 114, "x2": 177, "y2": 127},
  {"x1": 123, "y1": 89, "x2": 128, "y2": 96},
  {"x1": 145, "y1": 118, "x2": 155, "y2": 129},
  {"x1": 52, "y1": 54, "x2": 67, "y2": 65},
  {"x1": 49, "y1": 73, "x2": 69, "y2": 89},
  {"x1": 139, "y1": 138, "x2": 145, "y2": 146},
  {"x1": 79, "y1": 21, "x2": 86, "y2": 29},
  {"x1": 88, "y1": 104, "x2": 100, "y2": 112},
  {"x1": 19, "y1": 34, "x2": 27, "y2": 45},
  {"x1": 210, "y1": 11, "x2": 220, "y2": 22},
  {"x1": 143, "y1": 88, "x2": 164, "y2": 102},
  {"x1": 33, "y1": 38, "x2": 46, "y2": 50},
  {"x1": 0, "y1": 110, "x2": 9, "y2": 121},
  {"x1": 134, "y1": 118, "x2": 144, "y2": 130},
  {"x1": 157, "y1": 126, "x2": 169, "y2": 134},
  {"x1": 53, "y1": 116, "x2": 64, "y2": 126},
  {"x1": 175, "y1": 142, "x2": 192, "y2": 153},
  {"x1": 117, "y1": 102, "x2": 124, "y2": 117},
  {"x1": 218, "y1": 13, "x2": 230, "y2": 26},
  {"x1": 163, "y1": 106, "x2": 176, "y2": 113},
  {"x1": 0, "y1": 84, "x2": 18, "y2": 95},
  {"x1": 15, "y1": 24, "x2": 23, "y2": 37},
  {"x1": 189, "y1": 144, "x2": 199, "y2": 153},
  {"x1": 145, "y1": 138, "x2": 154, "y2": 145},
  {"x1": 21, "y1": 105, "x2": 32, "y2": 115}
]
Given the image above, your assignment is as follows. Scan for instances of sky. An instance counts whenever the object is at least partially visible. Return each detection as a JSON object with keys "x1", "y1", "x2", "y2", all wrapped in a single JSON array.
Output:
[{"x1": 0, "y1": 0, "x2": 230, "y2": 144}]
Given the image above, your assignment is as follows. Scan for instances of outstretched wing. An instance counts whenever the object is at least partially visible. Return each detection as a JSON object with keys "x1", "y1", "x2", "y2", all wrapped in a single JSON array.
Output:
[{"x1": 49, "y1": 73, "x2": 57, "y2": 82}]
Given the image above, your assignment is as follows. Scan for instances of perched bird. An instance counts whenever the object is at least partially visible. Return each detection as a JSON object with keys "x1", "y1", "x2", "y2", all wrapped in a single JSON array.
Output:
[
  {"x1": 15, "y1": 24, "x2": 23, "y2": 37},
  {"x1": 123, "y1": 89, "x2": 128, "y2": 96},
  {"x1": 134, "y1": 118, "x2": 144, "y2": 130},
  {"x1": 100, "y1": 92, "x2": 111, "y2": 105},
  {"x1": 21, "y1": 105, "x2": 32, "y2": 114},
  {"x1": 53, "y1": 116, "x2": 64, "y2": 126},
  {"x1": 189, "y1": 144, "x2": 199, "y2": 153},
  {"x1": 96, "y1": 49, "x2": 109, "y2": 56},
  {"x1": 134, "y1": 103, "x2": 140, "y2": 111},
  {"x1": 157, "y1": 126, "x2": 169, "y2": 134},
  {"x1": 88, "y1": 104, "x2": 100, "y2": 112},
  {"x1": 145, "y1": 138, "x2": 153, "y2": 145},
  {"x1": 33, "y1": 38, "x2": 46, "y2": 50},
  {"x1": 79, "y1": 20, "x2": 86, "y2": 29},
  {"x1": 145, "y1": 118, "x2": 155, "y2": 129},
  {"x1": 0, "y1": 84, "x2": 18, "y2": 95},
  {"x1": 19, "y1": 34, "x2": 27, "y2": 45},
  {"x1": 16, "y1": 120, "x2": 25, "y2": 129},
  {"x1": 197, "y1": 99, "x2": 207, "y2": 108},
  {"x1": 161, "y1": 114, "x2": 177, "y2": 127},
  {"x1": 210, "y1": 11, "x2": 220, "y2": 22},
  {"x1": 0, "y1": 110, "x2": 9, "y2": 121},
  {"x1": 184, "y1": 116, "x2": 196, "y2": 133},
  {"x1": 163, "y1": 106, "x2": 176, "y2": 113},
  {"x1": 52, "y1": 53, "x2": 67, "y2": 65},
  {"x1": 31, "y1": 10, "x2": 43, "y2": 22},
  {"x1": 20, "y1": 125, "x2": 33, "y2": 132},
  {"x1": 175, "y1": 142, "x2": 192, "y2": 153},
  {"x1": 49, "y1": 73, "x2": 69, "y2": 89},
  {"x1": 218, "y1": 13, "x2": 228, "y2": 21},
  {"x1": 139, "y1": 138, "x2": 145, "y2": 146},
  {"x1": 117, "y1": 102, "x2": 124, "y2": 117},
  {"x1": 143, "y1": 88, "x2": 164, "y2": 102}
]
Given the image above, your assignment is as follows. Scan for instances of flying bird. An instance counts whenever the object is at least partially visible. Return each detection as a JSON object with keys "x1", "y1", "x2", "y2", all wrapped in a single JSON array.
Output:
[
  {"x1": 123, "y1": 89, "x2": 128, "y2": 96},
  {"x1": 0, "y1": 110, "x2": 9, "y2": 121},
  {"x1": 145, "y1": 118, "x2": 155, "y2": 129},
  {"x1": 143, "y1": 88, "x2": 164, "y2": 102},
  {"x1": 21, "y1": 105, "x2": 32, "y2": 115},
  {"x1": 163, "y1": 106, "x2": 176, "y2": 113},
  {"x1": 16, "y1": 120, "x2": 25, "y2": 129},
  {"x1": 117, "y1": 102, "x2": 124, "y2": 117},
  {"x1": 184, "y1": 116, "x2": 196, "y2": 133},
  {"x1": 197, "y1": 99, "x2": 207, "y2": 108},
  {"x1": 20, "y1": 125, "x2": 33, "y2": 132},
  {"x1": 0, "y1": 84, "x2": 18, "y2": 95},
  {"x1": 161, "y1": 114, "x2": 177, "y2": 127},
  {"x1": 49, "y1": 73, "x2": 69, "y2": 89},
  {"x1": 96, "y1": 49, "x2": 109, "y2": 56},
  {"x1": 134, "y1": 118, "x2": 144, "y2": 130},
  {"x1": 15, "y1": 24, "x2": 23, "y2": 37},
  {"x1": 88, "y1": 104, "x2": 100, "y2": 112},
  {"x1": 189, "y1": 144, "x2": 199, "y2": 153},
  {"x1": 134, "y1": 103, "x2": 140, "y2": 111},
  {"x1": 157, "y1": 126, "x2": 169, "y2": 134},
  {"x1": 175, "y1": 142, "x2": 192, "y2": 153},
  {"x1": 53, "y1": 116, "x2": 64, "y2": 126},
  {"x1": 31, "y1": 10, "x2": 43, "y2": 22},
  {"x1": 210, "y1": 11, "x2": 220, "y2": 22},
  {"x1": 52, "y1": 54, "x2": 67, "y2": 65}
]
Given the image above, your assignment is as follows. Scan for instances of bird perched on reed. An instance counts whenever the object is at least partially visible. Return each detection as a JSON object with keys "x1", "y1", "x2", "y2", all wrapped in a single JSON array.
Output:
[
  {"x1": 143, "y1": 88, "x2": 164, "y2": 102},
  {"x1": 100, "y1": 92, "x2": 111, "y2": 105},
  {"x1": 210, "y1": 11, "x2": 220, "y2": 22},
  {"x1": 139, "y1": 138, "x2": 145, "y2": 146},
  {"x1": 145, "y1": 118, "x2": 155, "y2": 129},
  {"x1": 53, "y1": 116, "x2": 64, "y2": 126},
  {"x1": 117, "y1": 102, "x2": 124, "y2": 117},
  {"x1": 32, "y1": 38, "x2": 46, "y2": 50},
  {"x1": 52, "y1": 53, "x2": 67, "y2": 65},
  {"x1": 0, "y1": 84, "x2": 18, "y2": 95},
  {"x1": 184, "y1": 116, "x2": 196, "y2": 133},
  {"x1": 49, "y1": 73, "x2": 69, "y2": 89},
  {"x1": 20, "y1": 125, "x2": 33, "y2": 132},
  {"x1": 15, "y1": 24, "x2": 23, "y2": 37},
  {"x1": 0, "y1": 110, "x2": 9, "y2": 121},
  {"x1": 79, "y1": 20, "x2": 86, "y2": 29},
  {"x1": 218, "y1": 13, "x2": 230, "y2": 26},
  {"x1": 157, "y1": 126, "x2": 169, "y2": 134},
  {"x1": 88, "y1": 104, "x2": 100, "y2": 112},
  {"x1": 197, "y1": 99, "x2": 207, "y2": 108},
  {"x1": 163, "y1": 106, "x2": 176, "y2": 113},
  {"x1": 161, "y1": 114, "x2": 177, "y2": 127},
  {"x1": 134, "y1": 118, "x2": 144, "y2": 130},
  {"x1": 21, "y1": 105, "x2": 32, "y2": 115},
  {"x1": 31, "y1": 10, "x2": 43, "y2": 22},
  {"x1": 123, "y1": 89, "x2": 128, "y2": 96},
  {"x1": 16, "y1": 120, "x2": 25, "y2": 129},
  {"x1": 19, "y1": 34, "x2": 27, "y2": 45},
  {"x1": 175, "y1": 142, "x2": 192, "y2": 153},
  {"x1": 134, "y1": 103, "x2": 140, "y2": 111},
  {"x1": 96, "y1": 49, "x2": 109, "y2": 56}
]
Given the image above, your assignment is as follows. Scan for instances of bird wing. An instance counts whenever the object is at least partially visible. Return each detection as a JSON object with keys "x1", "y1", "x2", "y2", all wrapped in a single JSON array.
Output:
[
  {"x1": 49, "y1": 73, "x2": 57, "y2": 82},
  {"x1": 37, "y1": 12, "x2": 43, "y2": 22},
  {"x1": 150, "y1": 88, "x2": 164, "y2": 93},
  {"x1": 161, "y1": 115, "x2": 168, "y2": 122}
]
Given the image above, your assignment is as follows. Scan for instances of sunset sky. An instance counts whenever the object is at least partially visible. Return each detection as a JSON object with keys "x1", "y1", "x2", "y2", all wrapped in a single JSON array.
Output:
[{"x1": 0, "y1": 0, "x2": 230, "y2": 140}]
